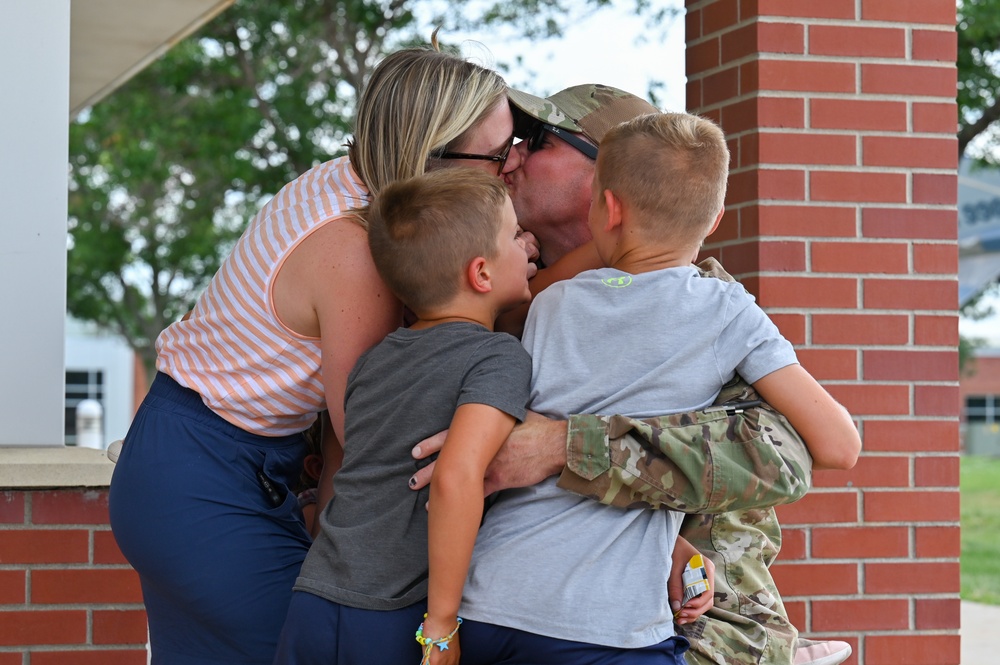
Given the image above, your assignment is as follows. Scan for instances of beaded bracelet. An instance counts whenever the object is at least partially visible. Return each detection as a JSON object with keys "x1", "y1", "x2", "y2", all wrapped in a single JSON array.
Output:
[{"x1": 415, "y1": 614, "x2": 462, "y2": 664}]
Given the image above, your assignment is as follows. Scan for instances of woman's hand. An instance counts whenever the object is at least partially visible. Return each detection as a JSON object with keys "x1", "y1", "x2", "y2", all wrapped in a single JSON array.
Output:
[
  {"x1": 668, "y1": 536, "x2": 715, "y2": 625},
  {"x1": 517, "y1": 227, "x2": 540, "y2": 279}
]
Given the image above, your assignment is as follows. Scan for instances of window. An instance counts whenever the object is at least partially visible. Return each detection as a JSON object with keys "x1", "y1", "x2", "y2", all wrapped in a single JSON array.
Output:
[
  {"x1": 65, "y1": 370, "x2": 104, "y2": 446},
  {"x1": 965, "y1": 395, "x2": 999, "y2": 424}
]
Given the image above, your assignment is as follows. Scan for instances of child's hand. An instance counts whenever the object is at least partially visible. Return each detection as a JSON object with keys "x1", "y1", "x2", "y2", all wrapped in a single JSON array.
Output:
[
  {"x1": 426, "y1": 633, "x2": 460, "y2": 665},
  {"x1": 418, "y1": 616, "x2": 461, "y2": 665},
  {"x1": 674, "y1": 562, "x2": 714, "y2": 623},
  {"x1": 668, "y1": 536, "x2": 715, "y2": 625}
]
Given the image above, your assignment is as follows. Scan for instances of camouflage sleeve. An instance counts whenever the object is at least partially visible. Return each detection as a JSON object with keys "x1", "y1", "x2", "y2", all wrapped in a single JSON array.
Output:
[
  {"x1": 556, "y1": 371, "x2": 814, "y2": 512},
  {"x1": 555, "y1": 257, "x2": 813, "y2": 511}
]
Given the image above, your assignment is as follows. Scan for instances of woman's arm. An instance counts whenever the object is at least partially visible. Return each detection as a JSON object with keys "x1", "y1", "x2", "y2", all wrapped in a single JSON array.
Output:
[
  {"x1": 289, "y1": 220, "x2": 402, "y2": 515},
  {"x1": 424, "y1": 403, "x2": 517, "y2": 665}
]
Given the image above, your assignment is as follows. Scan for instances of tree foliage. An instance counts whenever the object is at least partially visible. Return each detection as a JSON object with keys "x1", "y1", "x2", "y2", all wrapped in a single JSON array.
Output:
[
  {"x1": 957, "y1": 0, "x2": 1000, "y2": 353},
  {"x1": 67, "y1": 0, "x2": 670, "y2": 375},
  {"x1": 959, "y1": 0, "x2": 1000, "y2": 162}
]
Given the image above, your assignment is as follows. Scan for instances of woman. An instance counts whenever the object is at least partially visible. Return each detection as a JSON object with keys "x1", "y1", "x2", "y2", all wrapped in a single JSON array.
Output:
[{"x1": 108, "y1": 43, "x2": 522, "y2": 665}]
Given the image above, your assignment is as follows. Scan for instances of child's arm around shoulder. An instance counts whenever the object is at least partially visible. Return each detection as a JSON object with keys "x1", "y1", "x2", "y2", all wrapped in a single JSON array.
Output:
[
  {"x1": 423, "y1": 402, "x2": 517, "y2": 664},
  {"x1": 752, "y1": 364, "x2": 861, "y2": 470}
]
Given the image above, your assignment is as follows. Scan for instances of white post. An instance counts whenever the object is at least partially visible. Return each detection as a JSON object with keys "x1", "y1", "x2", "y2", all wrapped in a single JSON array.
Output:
[
  {"x1": 75, "y1": 399, "x2": 105, "y2": 449},
  {"x1": 0, "y1": 0, "x2": 71, "y2": 445}
]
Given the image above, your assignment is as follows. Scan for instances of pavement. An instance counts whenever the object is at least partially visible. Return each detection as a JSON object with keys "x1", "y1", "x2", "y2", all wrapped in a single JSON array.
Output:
[{"x1": 962, "y1": 600, "x2": 1000, "y2": 665}]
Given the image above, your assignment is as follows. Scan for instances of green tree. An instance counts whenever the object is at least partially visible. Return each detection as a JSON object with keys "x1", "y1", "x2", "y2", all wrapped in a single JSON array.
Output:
[
  {"x1": 952, "y1": 1, "x2": 1000, "y2": 358},
  {"x1": 68, "y1": 0, "x2": 412, "y2": 374},
  {"x1": 959, "y1": 0, "x2": 1000, "y2": 161},
  {"x1": 67, "y1": 0, "x2": 672, "y2": 376},
  {"x1": 961, "y1": 295, "x2": 992, "y2": 372}
]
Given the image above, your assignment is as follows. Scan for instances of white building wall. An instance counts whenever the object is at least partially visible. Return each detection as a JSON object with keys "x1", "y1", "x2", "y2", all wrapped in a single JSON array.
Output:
[
  {"x1": 0, "y1": 0, "x2": 71, "y2": 445},
  {"x1": 65, "y1": 320, "x2": 136, "y2": 448}
]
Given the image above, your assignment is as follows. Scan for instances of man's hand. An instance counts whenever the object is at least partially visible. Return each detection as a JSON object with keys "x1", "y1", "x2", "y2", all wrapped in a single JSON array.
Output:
[
  {"x1": 410, "y1": 411, "x2": 567, "y2": 494},
  {"x1": 483, "y1": 412, "x2": 566, "y2": 494}
]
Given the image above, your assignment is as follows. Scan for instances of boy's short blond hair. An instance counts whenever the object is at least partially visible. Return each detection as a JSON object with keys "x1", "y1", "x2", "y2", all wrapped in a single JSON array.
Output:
[
  {"x1": 368, "y1": 169, "x2": 509, "y2": 313},
  {"x1": 597, "y1": 112, "x2": 730, "y2": 244}
]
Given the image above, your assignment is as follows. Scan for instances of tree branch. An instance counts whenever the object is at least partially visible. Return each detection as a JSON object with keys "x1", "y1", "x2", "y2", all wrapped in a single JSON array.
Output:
[{"x1": 960, "y1": 96, "x2": 1000, "y2": 157}]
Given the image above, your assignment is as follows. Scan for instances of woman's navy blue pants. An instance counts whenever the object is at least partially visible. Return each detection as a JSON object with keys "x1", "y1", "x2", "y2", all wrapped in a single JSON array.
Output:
[{"x1": 109, "y1": 372, "x2": 312, "y2": 664}]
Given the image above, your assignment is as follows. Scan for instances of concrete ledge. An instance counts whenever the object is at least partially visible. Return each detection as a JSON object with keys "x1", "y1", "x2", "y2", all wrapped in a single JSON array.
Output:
[{"x1": 0, "y1": 446, "x2": 115, "y2": 488}]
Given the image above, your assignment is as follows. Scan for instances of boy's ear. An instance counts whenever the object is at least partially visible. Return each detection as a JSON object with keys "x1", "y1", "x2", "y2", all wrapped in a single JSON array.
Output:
[
  {"x1": 466, "y1": 256, "x2": 493, "y2": 294},
  {"x1": 603, "y1": 189, "x2": 624, "y2": 232},
  {"x1": 707, "y1": 207, "x2": 725, "y2": 237},
  {"x1": 303, "y1": 454, "x2": 324, "y2": 482}
]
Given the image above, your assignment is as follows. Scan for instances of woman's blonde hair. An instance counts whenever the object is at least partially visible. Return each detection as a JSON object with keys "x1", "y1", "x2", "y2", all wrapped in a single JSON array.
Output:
[{"x1": 348, "y1": 40, "x2": 508, "y2": 210}]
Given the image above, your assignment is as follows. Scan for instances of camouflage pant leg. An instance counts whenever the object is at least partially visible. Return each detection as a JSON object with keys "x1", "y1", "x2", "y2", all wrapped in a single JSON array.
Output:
[
  {"x1": 678, "y1": 606, "x2": 796, "y2": 665},
  {"x1": 676, "y1": 508, "x2": 797, "y2": 665}
]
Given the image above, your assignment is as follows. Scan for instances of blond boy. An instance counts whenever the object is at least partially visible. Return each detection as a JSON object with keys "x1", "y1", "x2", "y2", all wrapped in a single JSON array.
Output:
[{"x1": 457, "y1": 114, "x2": 860, "y2": 665}]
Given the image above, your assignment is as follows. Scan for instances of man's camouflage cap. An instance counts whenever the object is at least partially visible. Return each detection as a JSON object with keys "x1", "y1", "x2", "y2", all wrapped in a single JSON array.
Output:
[{"x1": 507, "y1": 84, "x2": 659, "y2": 146}]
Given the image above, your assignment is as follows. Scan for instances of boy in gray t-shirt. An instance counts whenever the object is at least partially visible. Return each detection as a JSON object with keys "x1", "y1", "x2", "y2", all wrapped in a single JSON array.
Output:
[
  {"x1": 458, "y1": 113, "x2": 862, "y2": 664},
  {"x1": 275, "y1": 169, "x2": 536, "y2": 665}
]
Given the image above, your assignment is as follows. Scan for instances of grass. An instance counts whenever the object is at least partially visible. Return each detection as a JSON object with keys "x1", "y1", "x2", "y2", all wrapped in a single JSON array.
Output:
[{"x1": 961, "y1": 455, "x2": 1000, "y2": 605}]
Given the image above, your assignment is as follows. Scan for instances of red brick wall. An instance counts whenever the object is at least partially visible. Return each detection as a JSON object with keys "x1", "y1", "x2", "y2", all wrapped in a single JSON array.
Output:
[
  {"x1": 687, "y1": 0, "x2": 960, "y2": 663},
  {"x1": 0, "y1": 489, "x2": 148, "y2": 663}
]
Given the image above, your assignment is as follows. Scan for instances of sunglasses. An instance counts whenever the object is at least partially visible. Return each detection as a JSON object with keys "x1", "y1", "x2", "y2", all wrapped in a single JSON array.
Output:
[
  {"x1": 525, "y1": 122, "x2": 598, "y2": 160},
  {"x1": 435, "y1": 134, "x2": 515, "y2": 175}
]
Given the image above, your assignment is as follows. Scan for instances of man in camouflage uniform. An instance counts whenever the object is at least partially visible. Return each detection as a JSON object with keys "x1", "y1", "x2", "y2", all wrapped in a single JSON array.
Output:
[{"x1": 504, "y1": 85, "x2": 851, "y2": 665}]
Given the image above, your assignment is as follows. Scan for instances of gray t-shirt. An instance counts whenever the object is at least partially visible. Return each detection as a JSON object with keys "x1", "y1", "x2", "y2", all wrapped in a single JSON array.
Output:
[
  {"x1": 461, "y1": 265, "x2": 797, "y2": 648},
  {"x1": 295, "y1": 322, "x2": 531, "y2": 611}
]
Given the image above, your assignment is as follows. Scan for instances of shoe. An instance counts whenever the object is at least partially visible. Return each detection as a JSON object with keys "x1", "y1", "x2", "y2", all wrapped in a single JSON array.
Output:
[{"x1": 793, "y1": 638, "x2": 852, "y2": 665}]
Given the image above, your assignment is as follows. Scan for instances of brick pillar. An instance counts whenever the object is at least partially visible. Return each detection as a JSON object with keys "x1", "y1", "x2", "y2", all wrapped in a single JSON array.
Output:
[
  {"x1": 687, "y1": 1, "x2": 960, "y2": 664},
  {"x1": 0, "y1": 489, "x2": 148, "y2": 663}
]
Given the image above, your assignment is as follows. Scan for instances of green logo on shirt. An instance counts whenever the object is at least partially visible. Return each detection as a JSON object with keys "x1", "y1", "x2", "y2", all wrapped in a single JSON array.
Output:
[{"x1": 601, "y1": 276, "x2": 632, "y2": 288}]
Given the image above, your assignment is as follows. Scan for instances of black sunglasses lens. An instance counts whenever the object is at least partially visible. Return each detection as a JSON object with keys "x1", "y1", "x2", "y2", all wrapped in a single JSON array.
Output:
[{"x1": 527, "y1": 125, "x2": 545, "y2": 152}]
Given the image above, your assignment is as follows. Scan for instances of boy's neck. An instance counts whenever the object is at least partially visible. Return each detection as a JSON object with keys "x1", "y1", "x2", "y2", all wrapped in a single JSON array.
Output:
[
  {"x1": 601, "y1": 210, "x2": 706, "y2": 275},
  {"x1": 409, "y1": 292, "x2": 506, "y2": 332},
  {"x1": 608, "y1": 244, "x2": 700, "y2": 275},
  {"x1": 409, "y1": 313, "x2": 494, "y2": 332},
  {"x1": 408, "y1": 263, "x2": 530, "y2": 332}
]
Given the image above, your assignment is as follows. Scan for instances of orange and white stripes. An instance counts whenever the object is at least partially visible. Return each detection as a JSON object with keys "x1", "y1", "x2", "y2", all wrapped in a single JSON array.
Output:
[{"x1": 156, "y1": 156, "x2": 369, "y2": 436}]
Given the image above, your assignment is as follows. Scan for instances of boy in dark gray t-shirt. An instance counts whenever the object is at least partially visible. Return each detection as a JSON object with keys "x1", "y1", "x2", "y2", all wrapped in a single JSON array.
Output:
[{"x1": 275, "y1": 169, "x2": 534, "y2": 665}]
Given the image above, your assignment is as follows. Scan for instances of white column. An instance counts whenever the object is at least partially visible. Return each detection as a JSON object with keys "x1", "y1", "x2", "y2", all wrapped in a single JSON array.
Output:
[{"x1": 0, "y1": 0, "x2": 71, "y2": 445}]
